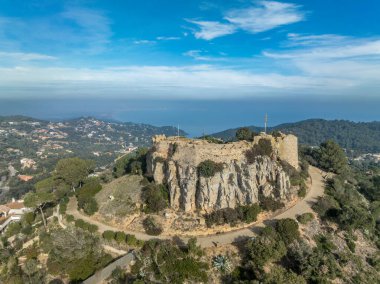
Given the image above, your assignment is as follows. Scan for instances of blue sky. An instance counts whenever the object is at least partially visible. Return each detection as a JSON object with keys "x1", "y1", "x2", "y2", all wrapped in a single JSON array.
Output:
[
  {"x1": 0, "y1": 0, "x2": 379, "y2": 99},
  {"x1": 0, "y1": 1, "x2": 379, "y2": 134}
]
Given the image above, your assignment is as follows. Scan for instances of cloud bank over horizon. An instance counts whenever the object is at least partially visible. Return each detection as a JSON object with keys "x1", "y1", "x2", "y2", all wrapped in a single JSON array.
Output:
[{"x1": 0, "y1": 0, "x2": 379, "y2": 100}]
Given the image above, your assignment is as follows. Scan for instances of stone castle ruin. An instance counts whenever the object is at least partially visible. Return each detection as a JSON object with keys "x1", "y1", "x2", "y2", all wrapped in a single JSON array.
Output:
[{"x1": 147, "y1": 133, "x2": 299, "y2": 212}]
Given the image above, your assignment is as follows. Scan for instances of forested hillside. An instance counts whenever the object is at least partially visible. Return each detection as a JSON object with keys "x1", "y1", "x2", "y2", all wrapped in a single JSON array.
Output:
[{"x1": 212, "y1": 119, "x2": 380, "y2": 154}]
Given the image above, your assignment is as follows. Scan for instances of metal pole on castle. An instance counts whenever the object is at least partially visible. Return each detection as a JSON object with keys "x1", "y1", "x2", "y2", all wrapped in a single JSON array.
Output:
[{"x1": 264, "y1": 113, "x2": 268, "y2": 134}]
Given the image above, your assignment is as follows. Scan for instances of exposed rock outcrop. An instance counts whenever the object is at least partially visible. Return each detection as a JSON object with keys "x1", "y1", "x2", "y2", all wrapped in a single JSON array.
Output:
[{"x1": 147, "y1": 133, "x2": 298, "y2": 212}]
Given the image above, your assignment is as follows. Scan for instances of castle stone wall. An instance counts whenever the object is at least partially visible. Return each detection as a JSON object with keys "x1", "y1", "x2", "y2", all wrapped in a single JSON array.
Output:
[{"x1": 147, "y1": 133, "x2": 299, "y2": 212}]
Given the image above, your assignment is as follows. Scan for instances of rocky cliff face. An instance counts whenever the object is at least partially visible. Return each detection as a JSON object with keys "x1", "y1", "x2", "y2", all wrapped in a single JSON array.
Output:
[{"x1": 147, "y1": 134, "x2": 298, "y2": 212}]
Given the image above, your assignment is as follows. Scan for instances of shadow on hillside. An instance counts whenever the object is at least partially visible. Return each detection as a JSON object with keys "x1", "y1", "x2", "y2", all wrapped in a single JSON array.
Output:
[{"x1": 171, "y1": 235, "x2": 187, "y2": 248}]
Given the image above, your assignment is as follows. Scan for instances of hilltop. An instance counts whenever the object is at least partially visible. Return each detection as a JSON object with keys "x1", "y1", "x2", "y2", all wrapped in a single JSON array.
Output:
[
  {"x1": 147, "y1": 133, "x2": 300, "y2": 212},
  {"x1": 211, "y1": 119, "x2": 380, "y2": 155}
]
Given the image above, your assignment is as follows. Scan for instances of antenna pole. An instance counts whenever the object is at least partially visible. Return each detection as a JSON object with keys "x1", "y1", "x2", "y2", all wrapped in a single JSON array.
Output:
[{"x1": 264, "y1": 114, "x2": 268, "y2": 134}]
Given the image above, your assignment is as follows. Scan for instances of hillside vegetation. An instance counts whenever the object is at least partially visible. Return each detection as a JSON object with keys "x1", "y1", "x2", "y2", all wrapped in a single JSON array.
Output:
[
  {"x1": 1, "y1": 140, "x2": 380, "y2": 283},
  {"x1": 212, "y1": 119, "x2": 380, "y2": 154}
]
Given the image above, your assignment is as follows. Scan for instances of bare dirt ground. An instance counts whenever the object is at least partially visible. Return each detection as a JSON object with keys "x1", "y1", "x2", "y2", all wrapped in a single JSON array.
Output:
[{"x1": 66, "y1": 166, "x2": 325, "y2": 248}]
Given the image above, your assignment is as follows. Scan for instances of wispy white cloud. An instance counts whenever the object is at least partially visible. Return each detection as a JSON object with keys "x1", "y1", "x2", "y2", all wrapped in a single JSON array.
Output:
[
  {"x1": 0, "y1": 51, "x2": 57, "y2": 61},
  {"x1": 133, "y1": 40, "x2": 156, "y2": 44},
  {"x1": 185, "y1": 20, "x2": 236, "y2": 40},
  {"x1": 264, "y1": 36, "x2": 380, "y2": 59},
  {"x1": 259, "y1": 34, "x2": 380, "y2": 92},
  {"x1": 183, "y1": 50, "x2": 227, "y2": 61},
  {"x1": 188, "y1": 1, "x2": 305, "y2": 40},
  {"x1": 225, "y1": 1, "x2": 304, "y2": 33},
  {"x1": 156, "y1": 36, "x2": 181, "y2": 41},
  {"x1": 286, "y1": 33, "x2": 349, "y2": 47},
  {"x1": 0, "y1": 63, "x2": 366, "y2": 99}
]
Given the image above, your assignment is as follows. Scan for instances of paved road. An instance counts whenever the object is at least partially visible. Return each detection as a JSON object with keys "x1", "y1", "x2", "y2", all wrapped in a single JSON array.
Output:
[
  {"x1": 66, "y1": 166, "x2": 325, "y2": 248},
  {"x1": 196, "y1": 165, "x2": 325, "y2": 247}
]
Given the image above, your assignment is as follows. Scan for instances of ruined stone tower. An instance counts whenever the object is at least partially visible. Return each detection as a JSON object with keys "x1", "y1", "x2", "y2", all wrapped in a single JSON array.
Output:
[{"x1": 147, "y1": 133, "x2": 299, "y2": 212}]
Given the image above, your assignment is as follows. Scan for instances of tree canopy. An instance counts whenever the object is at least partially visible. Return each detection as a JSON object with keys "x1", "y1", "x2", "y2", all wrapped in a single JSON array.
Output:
[
  {"x1": 318, "y1": 140, "x2": 348, "y2": 174},
  {"x1": 54, "y1": 157, "x2": 95, "y2": 190},
  {"x1": 45, "y1": 227, "x2": 111, "y2": 281},
  {"x1": 236, "y1": 127, "x2": 255, "y2": 141}
]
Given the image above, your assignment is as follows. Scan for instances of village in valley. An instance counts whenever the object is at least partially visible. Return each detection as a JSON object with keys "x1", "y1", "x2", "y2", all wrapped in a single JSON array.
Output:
[{"x1": 0, "y1": 116, "x2": 183, "y2": 204}]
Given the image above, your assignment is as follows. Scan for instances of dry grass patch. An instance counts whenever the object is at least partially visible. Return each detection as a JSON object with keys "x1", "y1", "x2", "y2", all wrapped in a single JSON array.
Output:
[{"x1": 96, "y1": 175, "x2": 144, "y2": 219}]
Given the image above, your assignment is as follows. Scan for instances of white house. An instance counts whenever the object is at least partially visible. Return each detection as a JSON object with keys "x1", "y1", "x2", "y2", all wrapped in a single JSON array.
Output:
[{"x1": 0, "y1": 199, "x2": 31, "y2": 233}]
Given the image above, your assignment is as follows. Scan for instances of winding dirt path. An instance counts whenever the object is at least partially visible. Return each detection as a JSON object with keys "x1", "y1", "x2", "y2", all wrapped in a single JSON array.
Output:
[{"x1": 66, "y1": 166, "x2": 325, "y2": 248}]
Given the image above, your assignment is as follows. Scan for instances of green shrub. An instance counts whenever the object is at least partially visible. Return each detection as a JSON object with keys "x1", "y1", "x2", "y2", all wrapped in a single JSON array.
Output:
[
  {"x1": 263, "y1": 265, "x2": 307, "y2": 284},
  {"x1": 77, "y1": 178, "x2": 102, "y2": 198},
  {"x1": 198, "y1": 160, "x2": 224, "y2": 178},
  {"x1": 346, "y1": 238, "x2": 356, "y2": 252},
  {"x1": 113, "y1": 147, "x2": 148, "y2": 177},
  {"x1": 318, "y1": 140, "x2": 348, "y2": 174},
  {"x1": 21, "y1": 224, "x2": 33, "y2": 235},
  {"x1": 81, "y1": 197, "x2": 99, "y2": 216},
  {"x1": 76, "y1": 178, "x2": 101, "y2": 215},
  {"x1": 246, "y1": 226, "x2": 287, "y2": 268},
  {"x1": 236, "y1": 127, "x2": 257, "y2": 141},
  {"x1": 315, "y1": 234, "x2": 336, "y2": 253},
  {"x1": 280, "y1": 160, "x2": 309, "y2": 194},
  {"x1": 125, "y1": 234, "x2": 138, "y2": 246},
  {"x1": 260, "y1": 197, "x2": 285, "y2": 211},
  {"x1": 237, "y1": 203, "x2": 262, "y2": 223},
  {"x1": 271, "y1": 131, "x2": 282, "y2": 138},
  {"x1": 65, "y1": 214, "x2": 75, "y2": 222},
  {"x1": 205, "y1": 203, "x2": 261, "y2": 227},
  {"x1": 143, "y1": 217, "x2": 163, "y2": 236},
  {"x1": 22, "y1": 212, "x2": 35, "y2": 225},
  {"x1": 367, "y1": 253, "x2": 380, "y2": 270},
  {"x1": 5, "y1": 222, "x2": 22, "y2": 238},
  {"x1": 131, "y1": 240, "x2": 208, "y2": 283},
  {"x1": 142, "y1": 184, "x2": 169, "y2": 213},
  {"x1": 312, "y1": 195, "x2": 340, "y2": 218},
  {"x1": 297, "y1": 213, "x2": 314, "y2": 224},
  {"x1": 102, "y1": 230, "x2": 116, "y2": 241},
  {"x1": 115, "y1": 231, "x2": 126, "y2": 243},
  {"x1": 45, "y1": 227, "x2": 111, "y2": 282},
  {"x1": 205, "y1": 208, "x2": 239, "y2": 227},
  {"x1": 246, "y1": 139, "x2": 273, "y2": 163},
  {"x1": 75, "y1": 219, "x2": 86, "y2": 229},
  {"x1": 74, "y1": 219, "x2": 98, "y2": 233},
  {"x1": 275, "y1": 218, "x2": 300, "y2": 244},
  {"x1": 199, "y1": 135, "x2": 224, "y2": 144},
  {"x1": 23, "y1": 243, "x2": 40, "y2": 260},
  {"x1": 58, "y1": 196, "x2": 69, "y2": 215},
  {"x1": 298, "y1": 184, "x2": 307, "y2": 198},
  {"x1": 87, "y1": 224, "x2": 98, "y2": 233}
]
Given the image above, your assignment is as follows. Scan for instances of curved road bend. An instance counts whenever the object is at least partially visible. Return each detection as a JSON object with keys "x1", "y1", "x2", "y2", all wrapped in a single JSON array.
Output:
[{"x1": 66, "y1": 166, "x2": 325, "y2": 248}]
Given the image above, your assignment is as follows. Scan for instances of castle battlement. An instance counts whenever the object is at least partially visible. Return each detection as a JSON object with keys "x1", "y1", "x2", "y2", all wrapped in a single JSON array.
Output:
[
  {"x1": 150, "y1": 132, "x2": 298, "y2": 169},
  {"x1": 147, "y1": 133, "x2": 299, "y2": 212}
]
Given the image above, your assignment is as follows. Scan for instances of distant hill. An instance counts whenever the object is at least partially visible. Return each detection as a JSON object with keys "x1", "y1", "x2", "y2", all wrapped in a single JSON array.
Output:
[{"x1": 211, "y1": 119, "x2": 380, "y2": 154}]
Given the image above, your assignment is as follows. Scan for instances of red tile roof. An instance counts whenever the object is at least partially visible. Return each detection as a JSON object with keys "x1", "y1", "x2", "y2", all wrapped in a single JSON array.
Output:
[
  {"x1": 0, "y1": 205, "x2": 10, "y2": 213},
  {"x1": 18, "y1": 175, "x2": 34, "y2": 182}
]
